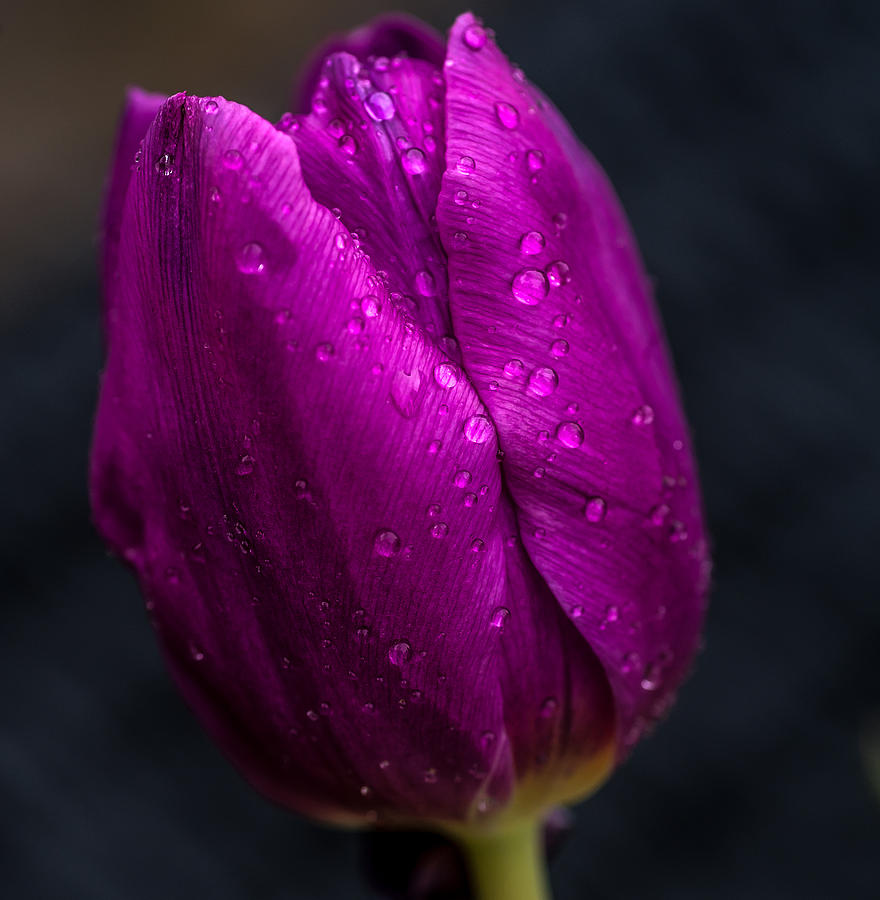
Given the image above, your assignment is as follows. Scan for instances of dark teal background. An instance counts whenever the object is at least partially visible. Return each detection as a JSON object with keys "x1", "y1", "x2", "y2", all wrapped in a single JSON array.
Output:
[{"x1": 1, "y1": 0, "x2": 878, "y2": 897}]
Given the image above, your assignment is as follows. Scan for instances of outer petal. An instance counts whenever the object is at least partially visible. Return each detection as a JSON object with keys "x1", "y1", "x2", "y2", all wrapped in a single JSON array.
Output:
[
  {"x1": 437, "y1": 14, "x2": 710, "y2": 754},
  {"x1": 91, "y1": 93, "x2": 524, "y2": 823},
  {"x1": 294, "y1": 14, "x2": 445, "y2": 114},
  {"x1": 101, "y1": 87, "x2": 165, "y2": 313},
  {"x1": 286, "y1": 52, "x2": 452, "y2": 342}
]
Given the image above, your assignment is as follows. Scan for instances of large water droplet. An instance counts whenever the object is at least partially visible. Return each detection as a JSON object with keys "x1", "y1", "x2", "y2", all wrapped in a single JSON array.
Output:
[
  {"x1": 463, "y1": 414, "x2": 493, "y2": 444},
  {"x1": 456, "y1": 155, "x2": 476, "y2": 174},
  {"x1": 338, "y1": 134, "x2": 358, "y2": 156},
  {"x1": 374, "y1": 529, "x2": 401, "y2": 557},
  {"x1": 547, "y1": 260, "x2": 572, "y2": 287},
  {"x1": 388, "y1": 639, "x2": 412, "y2": 667},
  {"x1": 222, "y1": 149, "x2": 243, "y2": 170},
  {"x1": 632, "y1": 404, "x2": 655, "y2": 426},
  {"x1": 236, "y1": 242, "x2": 265, "y2": 274},
  {"x1": 236, "y1": 454, "x2": 255, "y2": 476},
  {"x1": 504, "y1": 358, "x2": 525, "y2": 378},
  {"x1": 431, "y1": 521, "x2": 449, "y2": 539},
  {"x1": 527, "y1": 366, "x2": 558, "y2": 397},
  {"x1": 550, "y1": 339, "x2": 569, "y2": 358},
  {"x1": 365, "y1": 91, "x2": 395, "y2": 121},
  {"x1": 462, "y1": 22, "x2": 488, "y2": 50},
  {"x1": 361, "y1": 295, "x2": 381, "y2": 318},
  {"x1": 453, "y1": 469, "x2": 472, "y2": 488},
  {"x1": 434, "y1": 362, "x2": 459, "y2": 389},
  {"x1": 556, "y1": 421, "x2": 584, "y2": 448},
  {"x1": 494, "y1": 101, "x2": 520, "y2": 129},
  {"x1": 512, "y1": 268, "x2": 549, "y2": 305},
  {"x1": 526, "y1": 149, "x2": 545, "y2": 172},
  {"x1": 154, "y1": 153, "x2": 174, "y2": 176}
]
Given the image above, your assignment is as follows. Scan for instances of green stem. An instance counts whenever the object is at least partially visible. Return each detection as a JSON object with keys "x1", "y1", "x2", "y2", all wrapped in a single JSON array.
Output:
[{"x1": 456, "y1": 820, "x2": 550, "y2": 900}]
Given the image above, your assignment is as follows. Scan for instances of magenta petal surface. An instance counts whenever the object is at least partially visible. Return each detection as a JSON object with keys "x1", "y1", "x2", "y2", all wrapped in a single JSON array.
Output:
[
  {"x1": 101, "y1": 87, "x2": 165, "y2": 303},
  {"x1": 294, "y1": 14, "x2": 445, "y2": 114},
  {"x1": 437, "y1": 14, "x2": 710, "y2": 754},
  {"x1": 90, "y1": 93, "x2": 532, "y2": 822}
]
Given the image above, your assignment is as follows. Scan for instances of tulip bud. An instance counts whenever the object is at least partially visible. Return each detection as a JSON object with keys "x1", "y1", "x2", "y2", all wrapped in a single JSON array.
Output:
[{"x1": 91, "y1": 11, "x2": 709, "y2": 893}]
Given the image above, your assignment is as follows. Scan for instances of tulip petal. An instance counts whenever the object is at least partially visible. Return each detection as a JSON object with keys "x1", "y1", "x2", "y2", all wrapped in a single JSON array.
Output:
[
  {"x1": 294, "y1": 13, "x2": 445, "y2": 114},
  {"x1": 287, "y1": 51, "x2": 453, "y2": 343},
  {"x1": 101, "y1": 87, "x2": 165, "y2": 306},
  {"x1": 437, "y1": 14, "x2": 710, "y2": 755},
  {"x1": 91, "y1": 93, "x2": 525, "y2": 822}
]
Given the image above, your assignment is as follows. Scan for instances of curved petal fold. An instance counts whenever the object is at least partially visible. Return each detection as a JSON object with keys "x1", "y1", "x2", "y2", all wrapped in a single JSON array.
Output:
[
  {"x1": 437, "y1": 13, "x2": 710, "y2": 754},
  {"x1": 91, "y1": 92, "x2": 527, "y2": 822}
]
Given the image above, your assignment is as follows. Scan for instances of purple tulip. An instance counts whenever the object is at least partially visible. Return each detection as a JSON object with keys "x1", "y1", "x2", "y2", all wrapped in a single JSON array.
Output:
[{"x1": 91, "y1": 10, "x2": 709, "y2": 892}]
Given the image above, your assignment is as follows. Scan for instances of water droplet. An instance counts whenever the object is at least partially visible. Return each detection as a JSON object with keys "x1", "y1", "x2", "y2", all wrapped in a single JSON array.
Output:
[
  {"x1": 547, "y1": 260, "x2": 572, "y2": 287},
  {"x1": 470, "y1": 538, "x2": 485, "y2": 553},
  {"x1": 533, "y1": 466, "x2": 545, "y2": 478},
  {"x1": 518, "y1": 231, "x2": 546, "y2": 255},
  {"x1": 585, "y1": 496, "x2": 607, "y2": 522},
  {"x1": 557, "y1": 421, "x2": 584, "y2": 448},
  {"x1": 222, "y1": 149, "x2": 243, "y2": 170},
  {"x1": 306, "y1": 709, "x2": 319, "y2": 722},
  {"x1": 463, "y1": 492, "x2": 477, "y2": 508},
  {"x1": 552, "y1": 212, "x2": 568, "y2": 232},
  {"x1": 390, "y1": 368, "x2": 424, "y2": 418},
  {"x1": 494, "y1": 101, "x2": 520, "y2": 129},
  {"x1": 423, "y1": 768, "x2": 438, "y2": 784},
  {"x1": 463, "y1": 414, "x2": 493, "y2": 444},
  {"x1": 456, "y1": 155, "x2": 476, "y2": 174},
  {"x1": 571, "y1": 604, "x2": 584, "y2": 618},
  {"x1": 550, "y1": 338, "x2": 569, "y2": 358},
  {"x1": 434, "y1": 362, "x2": 459, "y2": 389},
  {"x1": 361, "y1": 295, "x2": 381, "y2": 318},
  {"x1": 188, "y1": 640, "x2": 205, "y2": 661},
  {"x1": 527, "y1": 366, "x2": 558, "y2": 397},
  {"x1": 504, "y1": 358, "x2": 525, "y2": 378},
  {"x1": 315, "y1": 342, "x2": 334, "y2": 362},
  {"x1": 490, "y1": 606, "x2": 510, "y2": 628},
  {"x1": 650, "y1": 503, "x2": 670, "y2": 526},
  {"x1": 453, "y1": 469, "x2": 472, "y2": 488},
  {"x1": 601, "y1": 605, "x2": 619, "y2": 628},
  {"x1": 462, "y1": 22, "x2": 488, "y2": 50},
  {"x1": 236, "y1": 454, "x2": 255, "y2": 476},
  {"x1": 539, "y1": 697, "x2": 558, "y2": 718},
  {"x1": 388, "y1": 639, "x2": 412, "y2": 667},
  {"x1": 365, "y1": 91, "x2": 395, "y2": 121},
  {"x1": 205, "y1": 99, "x2": 219, "y2": 115},
  {"x1": 236, "y1": 242, "x2": 265, "y2": 274},
  {"x1": 640, "y1": 662, "x2": 663, "y2": 691},
  {"x1": 526, "y1": 149, "x2": 545, "y2": 172},
  {"x1": 360, "y1": 785, "x2": 371, "y2": 797},
  {"x1": 512, "y1": 268, "x2": 549, "y2": 305},
  {"x1": 374, "y1": 529, "x2": 401, "y2": 557},
  {"x1": 453, "y1": 230, "x2": 469, "y2": 246},
  {"x1": 403, "y1": 147, "x2": 427, "y2": 174},
  {"x1": 154, "y1": 153, "x2": 174, "y2": 176},
  {"x1": 347, "y1": 316, "x2": 364, "y2": 334},
  {"x1": 668, "y1": 520, "x2": 688, "y2": 543},
  {"x1": 338, "y1": 134, "x2": 358, "y2": 156},
  {"x1": 552, "y1": 312, "x2": 571, "y2": 328},
  {"x1": 415, "y1": 270, "x2": 437, "y2": 297},
  {"x1": 427, "y1": 439, "x2": 442, "y2": 455},
  {"x1": 632, "y1": 404, "x2": 655, "y2": 426},
  {"x1": 431, "y1": 522, "x2": 449, "y2": 539},
  {"x1": 379, "y1": 759, "x2": 391, "y2": 769},
  {"x1": 427, "y1": 502, "x2": 442, "y2": 517}
]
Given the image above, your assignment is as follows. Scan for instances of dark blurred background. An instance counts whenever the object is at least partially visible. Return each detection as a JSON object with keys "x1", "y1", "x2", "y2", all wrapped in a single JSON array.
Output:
[{"x1": 2, "y1": 0, "x2": 879, "y2": 897}]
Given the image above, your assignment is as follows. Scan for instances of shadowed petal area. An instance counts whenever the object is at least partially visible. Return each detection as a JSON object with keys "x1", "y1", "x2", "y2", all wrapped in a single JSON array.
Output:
[
  {"x1": 437, "y1": 14, "x2": 710, "y2": 755},
  {"x1": 285, "y1": 52, "x2": 453, "y2": 344},
  {"x1": 101, "y1": 87, "x2": 165, "y2": 305},
  {"x1": 90, "y1": 93, "x2": 523, "y2": 823},
  {"x1": 294, "y1": 14, "x2": 445, "y2": 114}
]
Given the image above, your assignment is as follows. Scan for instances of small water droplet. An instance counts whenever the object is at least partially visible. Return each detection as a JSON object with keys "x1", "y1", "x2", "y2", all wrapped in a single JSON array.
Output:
[
  {"x1": 512, "y1": 268, "x2": 549, "y2": 305},
  {"x1": 557, "y1": 421, "x2": 584, "y2": 448},
  {"x1": 552, "y1": 212, "x2": 568, "y2": 231},
  {"x1": 204, "y1": 99, "x2": 219, "y2": 115},
  {"x1": 338, "y1": 134, "x2": 358, "y2": 156},
  {"x1": 462, "y1": 22, "x2": 488, "y2": 50},
  {"x1": 222, "y1": 149, "x2": 243, "y2": 170},
  {"x1": 504, "y1": 358, "x2": 525, "y2": 378},
  {"x1": 365, "y1": 91, "x2": 395, "y2": 121},
  {"x1": 550, "y1": 338, "x2": 569, "y2": 358},
  {"x1": 427, "y1": 503, "x2": 441, "y2": 517},
  {"x1": 641, "y1": 662, "x2": 663, "y2": 691},
  {"x1": 470, "y1": 538, "x2": 485, "y2": 553},
  {"x1": 315, "y1": 342, "x2": 334, "y2": 362},
  {"x1": 374, "y1": 529, "x2": 401, "y2": 557},
  {"x1": 527, "y1": 366, "x2": 558, "y2": 397},
  {"x1": 490, "y1": 606, "x2": 510, "y2": 629},
  {"x1": 650, "y1": 503, "x2": 670, "y2": 526},
  {"x1": 533, "y1": 465, "x2": 545, "y2": 478},
  {"x1": 463, "y1": 414, "x2": 493, "y2": 444},
  {"x1": 547, "y1": 260, "x2": 572, "y2": 287},
  {"x1": 456, "y1": 155, "x2": 476, "y2": 174},
  {"x1": 236, "y1": 242, "x2": 265, "y2": 274},
  {"x1": 236, "y1": 454, "x2": 255, "y2": 476},
  {"x1": 423, "y1": 768, "x2": 438, "y2": 784},
  {"x1": 632, "y1": 404, "x2": 655, "y2": 425},
  {"x1": 361, "y1": 295, "x2": 381, "y2": 318},
  {"x1": 434, "y1": 362, "x2": 459, "y2": 389},
  {"x1": 379, "y1": 759, "x2": 391, "y2": 769},
  {"x1": 415, "y1": 270, "x2": 437, "y2": 297},
  {"x1": 403, "y1": 147, "x2": 427, "y2": 174},
  {"x1": 388, "y1": 639, "x2": 412, "y2": 667},
  {"x1": 427, "y1": 439, "x2": 442, "y2": 455},
  {"x1": 494, "y1": 101, "x2": 520, "y2": 129},
  {"x1": 154, "y1": 153, "x2": 174, "y2": 176},
  {"x1": 453, "y1": 469, "x2": 472, "y2": 488},
  {"x1": 359, "y1": 785, "x2": 371, "y2": 797},
  {"x1": 306, "y1": 709, "x2": 319, "y2": 722},
  {"x1": 518, "y1": 231, "x2": 546, "y2": 255},
  {"x1": 539, "y1": 697, "x2": 558, "y2": 718},
  {"x1": 431, "y1": 522, "x2": 449, "y2": 539},
  {"x1": 526, "y1": 149, "x2": 545, "y2": 172},
  {"x1": 584, "y1": 496, "x2": 607, "y2": 522},
  {"x1": 188, "y1": 640, "x2": 204, "y2": 661}
]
